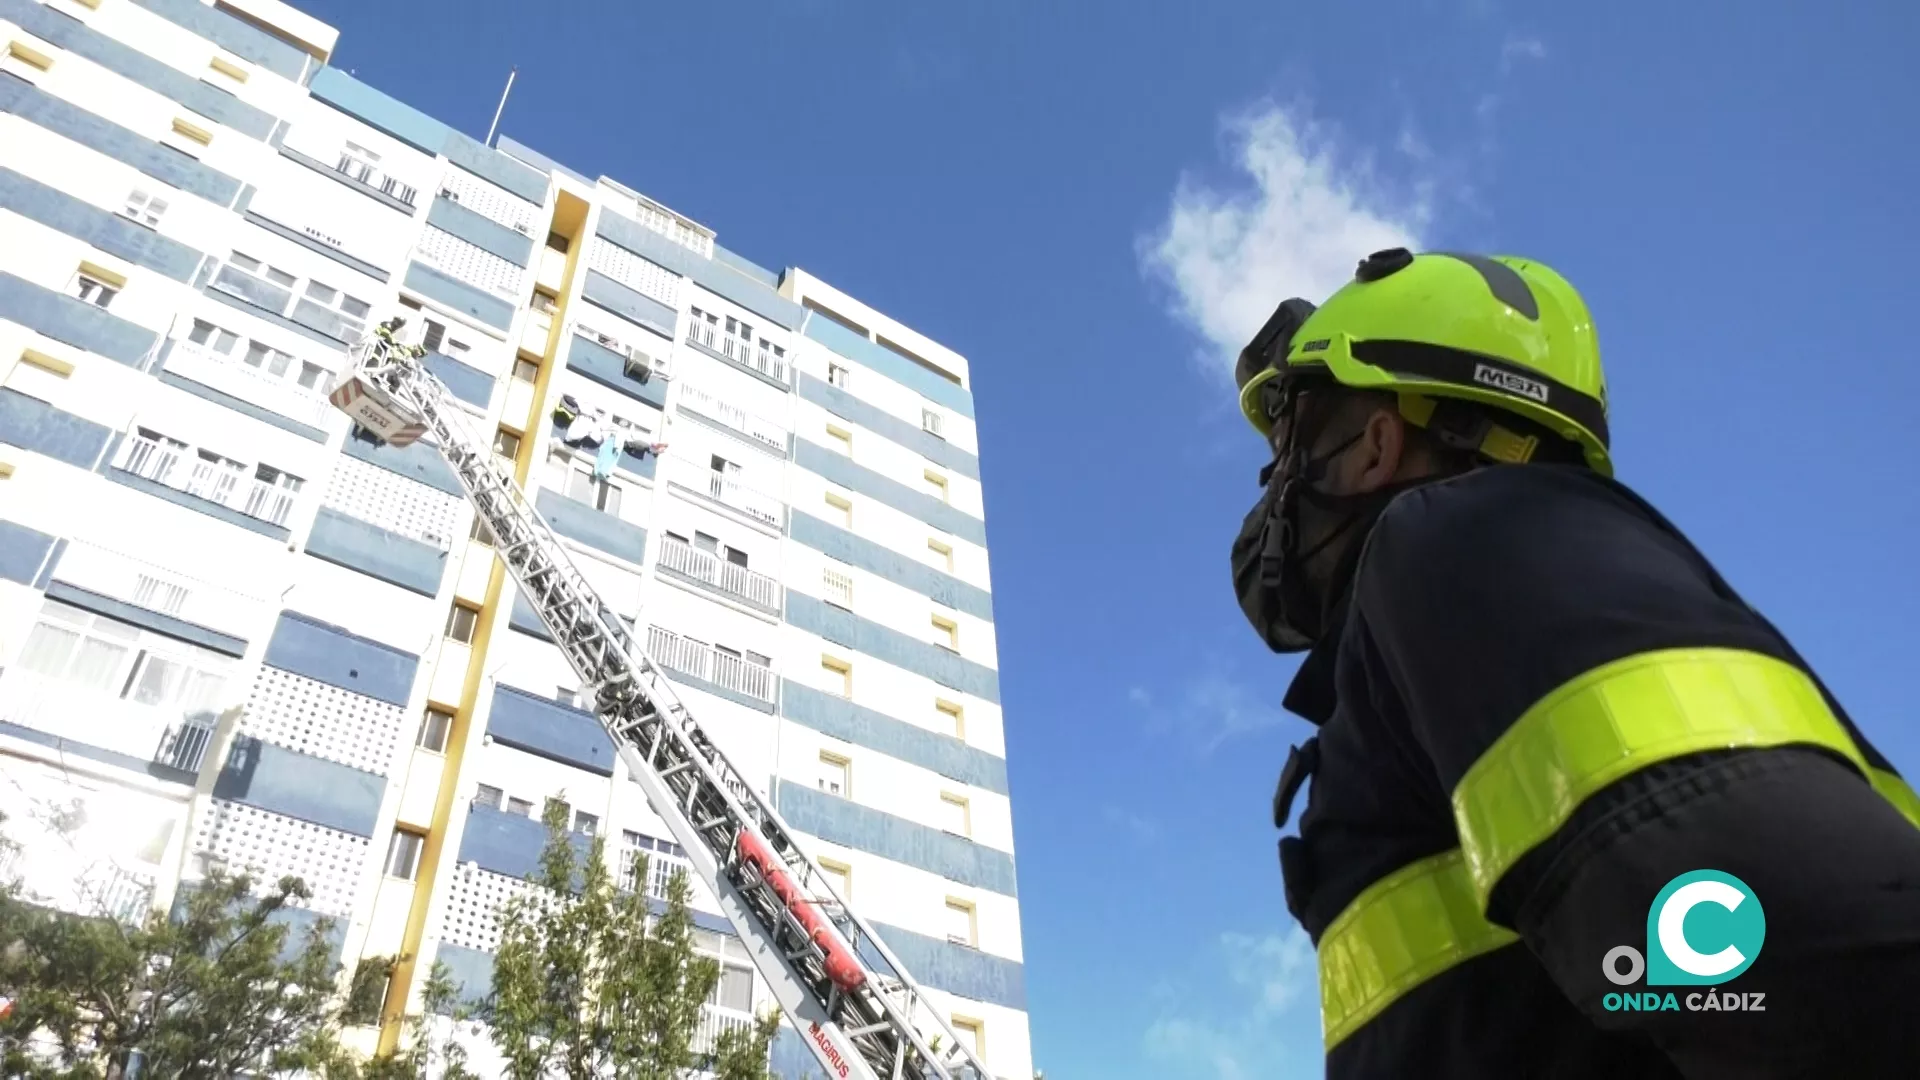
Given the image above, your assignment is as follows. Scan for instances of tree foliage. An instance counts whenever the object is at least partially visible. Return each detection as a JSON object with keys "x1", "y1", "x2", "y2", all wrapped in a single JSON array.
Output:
[
  {"x1": 0, "y1": 867, "x2": 345, "y2": 1079},
  {"x1": 487, "y1": 799, "x2": 777, "y2": 1079}
]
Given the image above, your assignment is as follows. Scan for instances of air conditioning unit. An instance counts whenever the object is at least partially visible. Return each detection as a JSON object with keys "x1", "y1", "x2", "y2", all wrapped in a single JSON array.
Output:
[{"x1": 623, "y1": 352, "x2": 652, "y2": 384}]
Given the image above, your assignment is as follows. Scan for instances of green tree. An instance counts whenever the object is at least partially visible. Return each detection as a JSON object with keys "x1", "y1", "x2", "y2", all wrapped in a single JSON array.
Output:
[
  {"x1": 348, "y1": 960, "x2": 479, "y2": 1080},
  {"x1": 0, "y1": 866, "x2": 346, "y2": 1079},
  {"x1": 487, "y1": 799, "x2": 777, "y2": 1079}
]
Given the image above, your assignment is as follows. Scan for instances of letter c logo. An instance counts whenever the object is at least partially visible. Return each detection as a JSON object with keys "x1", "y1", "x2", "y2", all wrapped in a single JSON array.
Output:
[{"x1": 1646, "y1": 870, "x2": 1766, "y2": 986}]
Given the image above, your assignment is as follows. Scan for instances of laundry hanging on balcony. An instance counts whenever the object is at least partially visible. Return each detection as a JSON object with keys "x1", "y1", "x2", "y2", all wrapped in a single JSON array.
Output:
[{"x1": 592, "y1": 438, "x2": 620, "y2": 481}]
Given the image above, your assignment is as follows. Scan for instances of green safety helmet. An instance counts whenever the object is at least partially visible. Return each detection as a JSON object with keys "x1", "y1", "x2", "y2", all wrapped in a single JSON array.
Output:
[{"x1": 1235, "y1": 249, "x2": 1612, "y2": 476}]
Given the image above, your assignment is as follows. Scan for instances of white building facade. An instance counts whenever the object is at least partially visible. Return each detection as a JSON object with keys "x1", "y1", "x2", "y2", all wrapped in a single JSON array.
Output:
[{"x1": 0, "y1": 0, "x2": 1028, "y2": 1074}]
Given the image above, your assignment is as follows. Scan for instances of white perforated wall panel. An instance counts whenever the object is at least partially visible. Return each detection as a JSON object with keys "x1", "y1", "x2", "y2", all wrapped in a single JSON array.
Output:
[
  {"x1": 194, "y1": 801, "x2": 369, "y2": 917},
  {"x1": 245, "y1": 667, "x2": 407, "y2": 776},
  {"x1": 324, "y1": 453, "x2": 466, "y2": 549},
  {"x1": 416, "y1": 227, "x2": 525, "y2": 298},
  {"x1": 438, "y1": 863, "x2": 536, "y2": 952},
  {"x1": 438, "y1": 168, "x2": 541, "y2": 236},
  {"x1": 587, "y1": 236, "x2": 682, "y2": 308}
]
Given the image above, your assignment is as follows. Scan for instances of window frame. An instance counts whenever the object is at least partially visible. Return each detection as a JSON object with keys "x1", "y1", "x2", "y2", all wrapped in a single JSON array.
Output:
[
  {"x1": 416, "y1": 707, "x2": 454, "y2": 753},
  {"x1": 821, "y1": 654, "x2": 852, "y2": 699},
  {"x1": 943, "y1": 897, "x2": 977, "y2": 947},
  {"x1": 817, "y1": 748, "x2": 851, "y2": 797},
  {"x1": 939, "y1": 792, "x2": 972, "y2": 838},
  {"x1": 384, "y1": 828, "x2": 426, "y2": 880},
  {"x1": 444, "y1": 602, "x2": 480, "y2": 644}
]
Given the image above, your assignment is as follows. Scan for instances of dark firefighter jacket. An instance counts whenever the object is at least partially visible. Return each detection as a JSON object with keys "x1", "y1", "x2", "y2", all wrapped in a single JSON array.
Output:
[{"x1": 1275, "y1": 463, "x2": 1920, "y2": 1080}]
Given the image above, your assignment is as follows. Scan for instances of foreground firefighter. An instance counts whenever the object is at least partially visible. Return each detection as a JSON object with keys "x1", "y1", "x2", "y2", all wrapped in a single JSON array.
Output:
[{"x1": 1231, "y1": 249, "x2": 1920, "y2": 1078}]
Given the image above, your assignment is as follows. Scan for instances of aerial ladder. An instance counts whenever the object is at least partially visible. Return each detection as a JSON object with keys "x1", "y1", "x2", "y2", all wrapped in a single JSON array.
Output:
[{"x1": 329, "y1": 319, "x2": 992, "y2": 1080}]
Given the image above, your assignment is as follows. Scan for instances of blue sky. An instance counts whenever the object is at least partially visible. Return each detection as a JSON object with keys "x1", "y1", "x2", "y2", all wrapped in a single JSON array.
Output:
[{"x1": 307, "y1": 1, "x2": 1920, "y2": 1075}]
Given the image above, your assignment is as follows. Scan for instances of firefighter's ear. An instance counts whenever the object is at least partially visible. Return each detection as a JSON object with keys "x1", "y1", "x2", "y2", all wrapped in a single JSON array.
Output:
[{"x1": 1345, "y1": 402, "x2": 1411, "y2": 494}]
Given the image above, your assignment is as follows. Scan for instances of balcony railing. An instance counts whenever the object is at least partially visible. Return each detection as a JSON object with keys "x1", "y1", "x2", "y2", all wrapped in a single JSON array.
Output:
[
  {"x1": 51, "y1": 538, "x2": 267, "y2": 641},
  {"x1": 676, "y1": 383, "x2": 786, "y2": 454},
  {"x1": 822, "y1": 568, "x2": 854, "y2": 609},
  {"x1": 686, "y1": 323, "x2": 789, "y2": 385},
  {"x1": 118, "y1": 436, "x2": 298, "y2": 528},
  {"x1": 164, "y1": 339, "x2": 334, "y2": 432},
  {"x1": 334, "y1": 153, "x2": 417, "y2": 207},
  {"x1": 645, "y1": 625, "x2": 776, "y2": 703},
  {"x1": 694, "y1": 1006, "x2": 756, "y2": 1055},
  {"x1": 657, "y1": 535, "x2": 782, "y2": 613},
  {"x1": 0, "y1": 670, "x2": 220, "y2": 772}
]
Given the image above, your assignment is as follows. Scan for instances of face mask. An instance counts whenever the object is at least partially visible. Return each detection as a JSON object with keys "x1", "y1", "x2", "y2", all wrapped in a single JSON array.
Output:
[{"x1": 1230, "y1": 424, "x2": 1368, "y2": 652}]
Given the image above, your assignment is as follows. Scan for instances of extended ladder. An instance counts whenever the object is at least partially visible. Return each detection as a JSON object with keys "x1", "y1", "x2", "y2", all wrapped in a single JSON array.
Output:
[{"x1": 330, "y1": 321, "x2": 991, "y2": 1080}]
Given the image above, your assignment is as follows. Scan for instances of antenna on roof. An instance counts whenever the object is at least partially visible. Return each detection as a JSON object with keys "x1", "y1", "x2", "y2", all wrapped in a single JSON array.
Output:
[{"x1": 485, "y1": 66, "x2": 517, "y2": 148}]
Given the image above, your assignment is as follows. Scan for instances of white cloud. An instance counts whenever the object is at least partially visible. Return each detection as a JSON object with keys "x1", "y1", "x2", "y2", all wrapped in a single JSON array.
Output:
[
  {"x1": 1500, "y1": 33, "x2": 1547, "y2": 71},
  {"x1": 1133, "y1": 669, "x2": 1291, "y2": 757},
  {"x1": 1138, "y1": 103, "x2": 1428, "y2": 387},
  {"x1": 1144, "y1": 927, "x2": 1323, "y2": 1079}
]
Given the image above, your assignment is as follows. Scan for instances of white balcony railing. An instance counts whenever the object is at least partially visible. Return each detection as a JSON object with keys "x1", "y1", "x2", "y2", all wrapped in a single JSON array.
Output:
[
  {"x1": 822, "y1": 568, "x2": 853, "y2": 609},
  {"x1": 686, "y1": 324, "x2": 790, "y2": 385},
  {"x1": 694, "y1": 1006, "x2": 756, "y2": 1055},
  {"x1": 645, "y1": 625, "x2": 776, "y2": 703},
  {"x1": 0, "y1": 670, "x2": 218, "y2": 771},
  {"x1": 656, "y1": 535, "x2": 782, "y2": 612},
  {"x1": 118, "y1": 436, "x2": 300, "y2": 528},
  {"x1": 675, "y1": 383, "x2": 787, "y2": 454},
  {"x1": 51, "y1": 539, "x2": 268, "y2": 642},
  {"x1": 334, "y1": 152, "x2": 417, "y2": 206},
  {"x1": 163, "y1": 340, "x2": 335, "y2": 432},
  {"x1": 667, "y1": 459, "x2": 783, "y2": 528}
]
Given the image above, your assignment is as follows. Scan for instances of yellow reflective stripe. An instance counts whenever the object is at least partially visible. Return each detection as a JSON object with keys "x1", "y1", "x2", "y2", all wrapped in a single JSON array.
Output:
[
  {"x1": 1870, "y1": 767, "x2": 1920, "y2": 829},
  {"x1": 1452, "y1": 648, "x2": 1869, "y2": 906},
  {"x1": 1319, "y1": 849, "x2": 1520, "y2": 1050}
]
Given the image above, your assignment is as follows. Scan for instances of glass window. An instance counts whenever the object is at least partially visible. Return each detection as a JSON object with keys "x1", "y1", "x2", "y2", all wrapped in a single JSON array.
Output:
[
  {"x1": 417, "y1": 708, "x2": 453, "y2": 752},
  {"x1": 473, "y1": 784, "x2": 504, "y2": 810},
  {"x1": 304, "y1": 281, "x2": 338, "y2": 304},
  {"x1": 512, "y1": 358, "x2": 539, "y2": 383},
  {"x1": 715, "y1": 965, "x2": 753, "y2": 1011},
  {"x1": 572, "y1": 810, "x2": 598, "y2": 837},
  {"x1": 384, "y1": 830, "x2": 424, "y2": 879},
  {"x1": 817, "y1": 751, "x2": 849, "y2": 796},
  {"x1": 297, "y1": 362, "x2": 327, "y2": 390},
  {"x1": 445, "y1": 604, "x2": 479, "y2": 644},
  {"x1": 944, "y1": 900, "x2": 974, "y2": 946}
]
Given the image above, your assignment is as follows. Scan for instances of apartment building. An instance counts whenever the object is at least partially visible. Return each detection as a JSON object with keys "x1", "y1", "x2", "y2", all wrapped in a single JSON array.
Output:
[{"x1": 0, "y1": 0, "x2": 1027, "y2": 1074}]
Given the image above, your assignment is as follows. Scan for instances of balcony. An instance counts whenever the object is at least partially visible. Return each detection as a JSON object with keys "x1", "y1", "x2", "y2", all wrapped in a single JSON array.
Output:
[
  {"x1": 0, "y1": 669, "x2": 219, "y2": 775},
  {"x1": 118, "y1": 435, "x2": 298, "y2": 528},
  {"x1": 645, "y1": 625, "x2": 776, "y2": 704},
  {"x1": 694, "y1": 1005, "x2": 755, "y2": 1056},
  {"x1": 676, "y1": 383, "x2": 786, "y2": 455},
  {"x1": 163, "y1": 338, "x2": 333, "y2": 433},
  {"x1": 656, "y1": 535, "x2": 783, "y2": 615},
  {"x1": 50, "y1": 538, "x2": 266, "y2": 645},
  {"x1": 332, "y1": 153, "x2": 418, "y2": 208},
  {"x1": 668, "y1": 459, "x2": 783, "y2": 530},
  {"x1": 686, "y1": 321, "x2": 789, "y2": 385}
]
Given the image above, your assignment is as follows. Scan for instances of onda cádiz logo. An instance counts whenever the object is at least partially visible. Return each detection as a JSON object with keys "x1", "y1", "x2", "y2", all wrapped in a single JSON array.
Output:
[{"x1": 1602, "y1": 870, "x2": 1768, "y2": 1014}]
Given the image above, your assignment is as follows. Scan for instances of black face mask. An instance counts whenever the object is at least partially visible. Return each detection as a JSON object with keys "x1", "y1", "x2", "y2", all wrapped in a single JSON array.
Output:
[{"x1": 1230, "y1": 387, "x2": 1415, "y2": 652}]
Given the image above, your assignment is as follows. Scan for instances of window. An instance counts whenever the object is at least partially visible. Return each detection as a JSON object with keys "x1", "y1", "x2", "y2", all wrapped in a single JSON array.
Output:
[
  {"x1": 506, "y1": 796, "x2": 534, "y2": 817},
  {"x1": 821, "y1": 655, "x2": 852, "y2": 699},
  {"x1": 469, "y1": 516, "x2": 496, "y2": 546},
  {"x1": 822, "y1": 565, "x2": 853, "y2": 609},
  {"x1": 817, "y1": 750, "x2": 850, "y2": 797},
  {"x1": 473, "y1": 784, "x2": 504, "y2": 810},
  {"x1": 171, "y1": 117, "x2": 213, "y2": 147},
  {"x1": 827, "y1": 362, "x2": 849, "y2": 389},
  {"x1": 817, "y1": 859, "x2": 852, "y2": 901},
  {"x1": 932, "y1": 614, "x2": 959, "y2": 651},
  {"x1": 188, "y1": 318, "x2": 241, "y2": 356},
  {"x1": 826, "y1": 423, "x2": 852, "y2": 455},
  {"x1": 572, "y1": 810, "x2": 599, "y2": 837},
  {"x1": 713, "y1": 962, "x2": 753, "y2": 1012},
  {"x1": 384, "y1": 829, "x2": 425, "y2": 879},
  {"x1": 939, "y1": 793, "x2": 972, "y2": 837},
  {"x1": 207, "y1": 55, "x2": 248, "y2": 84},
  {"x1": 71, "y1": 272, "x2": 119, "y2": 309},
  {"x1": 922, "y1": 408, "x2": 945, "y2": 438},
  {"x1": 944, "y1": 899, "x2": 976, "y2": 946},
  {"x1": 417, "y1": 707, "x2": 453, "y2": 752},
  {"x1": 16, "y1": 599, "x2": 229, "y2": 718},
  {"x1": 546, "y1": 231, "x2": 570, "y2": 253},
  {"x1": 927, "y1": 537, "x2": 954, "y2": 572},
  {"x1": 936, "y1": 699, "x2": 966, "y2": 741},
  {"x1": 923, "y1": 469, "x2": 950, "y2": 504},
  {"x1": 824, "y1": 492, "x2": 853, "y2": 529},
  {"x1": 512, "y1": 357, "x2": 540, "y2": 383},
  {"x1": 566, "y1": 466, "x2": 622, "y2": 514},
  {"x1": 303, "y1": 280, "x2": 372, "y2": 336},
  {"x1": 225, "y1": 250, "x2": 297, "y2": 288},
  {"x1": 444, "y1": 603, "x2": 479, "y2": 644},
  {"x1": 122, "y1": 189, "x2": 169, "y2": 228},
  {"x1": 950, "y1": 1017, "x2": 983, "y2": 1057},
  {"x1": 3, "y1": 40, "x2": 53, "y2": 79},
  {"x1": 556, "y1": 686, "x2": 580, "y2": 708},
  {"x1": 493, "y1": 427, "x2": 521, "y2": 460},
  {"x1": 296, "y1": 361, "x2": 328, "y2": 390},
  {"x1": 243, "y1": 340, "x2": 295, "y2": 377},
  {"x1": 531, "y1": 289, "x2": 559, "y2": 315}
]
